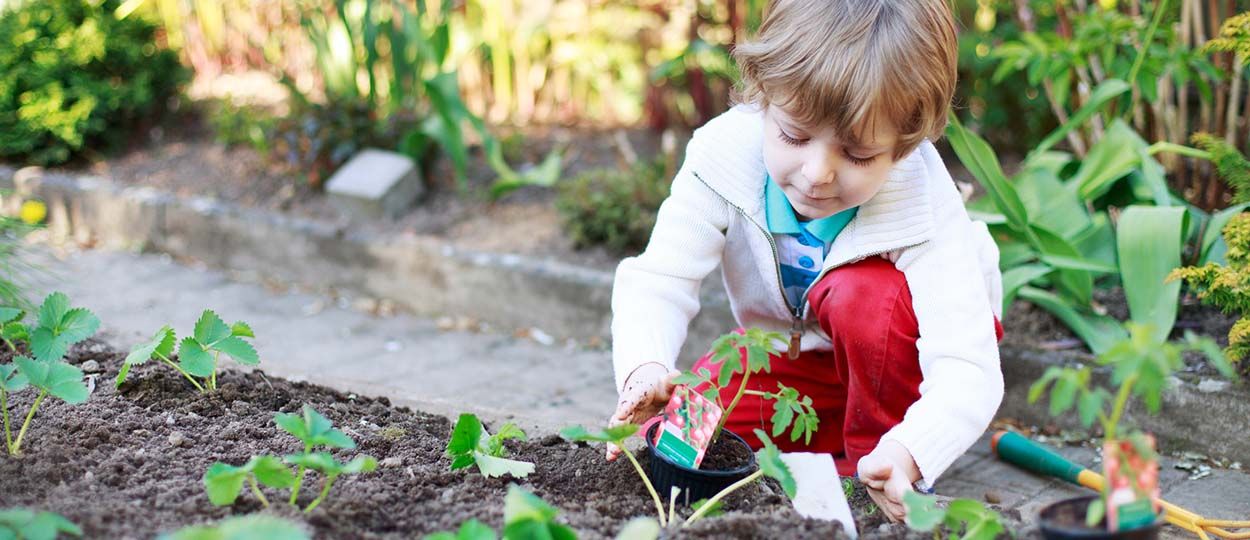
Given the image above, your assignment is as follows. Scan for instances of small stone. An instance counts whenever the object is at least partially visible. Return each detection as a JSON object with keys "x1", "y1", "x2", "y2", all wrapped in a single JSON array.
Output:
[
  {"x1": 984, "y1": 491, "x2": 1002, "y2": 505},
  {"x1": 84, "y1": 471, "x2": 94, "y2": 482},
  {"x1": 1232, "y1": 462, "x2": 1243, "y2": 471},
  {"x1": 380, "y1": 457, "x2": 403, "y2": 468},
  {"x1": 575, "y1": 469, "x2": 582, "y2": 477},
  {"x1": 80, "y1": 360, "x2": 102, "y2": 373},
  {"x1": 168, "y1": 431, "x2": 187, "y2": 447},
  {"x1": 1198, "y1": 379, "x2": 1230, "y2": 393},
  {"x1": 165, "y1": 414, "x2": 176, "y2": 426}
]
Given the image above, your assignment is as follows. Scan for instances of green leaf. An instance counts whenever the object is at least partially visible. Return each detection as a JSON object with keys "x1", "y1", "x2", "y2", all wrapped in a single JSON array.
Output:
[
  {"x1": 1118, "y1": 206, "x2": 1186, "y2": 337},
  {"x1": 230, "y1": 321, "x2": 255, "y2": 338},
  {"x1": 1077, "y1": 388, "x2": 1104, "y2": 428},
  {"x1": 753, "y1": 429, "x2": 796, "y2": 498},
  {"x1": 1002, "y1": 264, "x2": 1052, "y2": 313},
  {"x1": 474, "y1": 454, "x2": 535, "y2": 478},
  {"x1": 118, "y1": 326, "x2": 176, "y2": 388},
  {"x1": 559, "y1": 424, "x2": 638, "y2": 444},
  {"x1": 30, "y1": 328, "x2": 65, "y2": 363},
  {"x1": 1086, "y1": 497, "x2": 1106, "y2": 528},
  {"x1": 37, "y1": 292, "x2": 70, "y2": 331},
  {"x1": 16, "y1": 357, "x2": 87, "y2": 403},
  {"x1": 1030, "y1": 225, "x2": 1093, "y2": 305},
  {"x1": 2, "y1": 322, "x2": 29, "y2": 344},
  {"x1": 178, "y1": 338, "x2": 215, "y2": 378},
  {"x1": 56, "y1": 308, "x2": 100, "y2": 346},
  {"x1": 1185, "y1": 331, "x2": 1239, "y2": 381},
  {"x1": 1048, "y1": 370, "x2": 1082, "y2": 417},
  {"x1": 193, "y1": 310, "x2": 232, "y2": 346},
  {"x1": 274, "y1": 412, "x2": 308, "y2": 442},
  {"x1": 488, "y1": 423, "x2": 527, "y2": 456},
  {"x1": 341, "y1": 456, "x2": 377, "y2": 474},
  {"x1": 0, "y1": 509, "x2": 81, "y2": 540},
  {"x1": 448, "y1": 413, "x2": 484, "y2": 458},
  {"x1": 0, "y1": 307, "x2": 23, "y2": 325},
  {"x1": 212, "y1": 337, "x2": 259, "y2": 366},
  {"x1": 284, "y1": 451, "x2": 339, "y2": 473},
  {"x1": 1028, "y1": 367, "x2": 1062, "y2": 404},
  {"x1": 426, "y1": 520, "x2": 497, "y2": 540},
  {"x1": 903, "y1": 491, "x2": 946, "y2": 531},
  {"x1": 613, "y1": 517, "x2": 660, "y2": 540},
  {"x1": 1072, "y1": 119, "x2": 1145, "y2": 201},
  {"x1": 1019, "y1": 287, "x2": 1127, "y2": 355},
  {"x1": 250, "y1": 455, "x2": 296, "y2": 488},
  {"x1": 504, "y1": 484, "x2": 559, "y2": 524},
  {"x1": 1199, "y1": 204, "x2": 1250, "y2": 265},
  {"x1": 164, "y1": 514, "x2": 309, "y2": 540},
  {"x1": 690, "y1": 498, "x2": 725, "y2": 518},
  {"x1": 293, "y1": 404, "x2": 355, "y2": 449},
  {"x1": 947, "y1": 113, "x2": 1030, "y2": 234},
  {"x1": 0, "y1": 363, "x2": 29, "y2": 392},
  {"x1": 202, "y1": 462, "x2": 248, "y2": 506}
]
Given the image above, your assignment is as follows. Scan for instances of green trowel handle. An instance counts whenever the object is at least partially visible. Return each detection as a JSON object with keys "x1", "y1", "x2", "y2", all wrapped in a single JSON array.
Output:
[{"x1": 991, "y1": 430, "x2": 1090, "y2": 487}]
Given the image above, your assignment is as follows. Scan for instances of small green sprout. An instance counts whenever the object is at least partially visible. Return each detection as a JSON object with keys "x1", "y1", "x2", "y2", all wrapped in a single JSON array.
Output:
[
  {"x1": 0, "y1": 308, "x2": 27, "y2": 352},
  {"x1": 203, "y1": 404, "x2": 374, "y2": 513},
  {"x1": 561, "y1": 423, "x2": 668, "y2": 527},
  {"x1": 118, "y1": 311, "x2": 257, "y2": 392},
  {"x1": 445, "y1": 413, "x2": 533, "y2": 478},
  {"x1": 682, "y1": 429, "x2": 796, "y2": 527},
  {"x1": 202, "y1": 455, "x2": 295, "y2": 507},
  {"x1": 671, "y1": 329, "x2": 818, "y2": 443},
  {"x1": 503, "y1": 485, "x2": 577, "y2": 540},
  {"x1": 0, "y1": 508, "x2": 82, "y2": 540},
  {"x1": 1, "y1": 293, "x2": 96, "y2": 456},
  {"x1": 424, "y1": 519, "x2": 496, "y2": 540},
  {"x1": 903, "y1": 491, "x2": 1005, "y2": 540},
  {"x1": 159, "y1": 514, "x2": 309, "y2": 540},
  {"x1": 690, "y1": 499, "x2": 724, "y2": 519}
]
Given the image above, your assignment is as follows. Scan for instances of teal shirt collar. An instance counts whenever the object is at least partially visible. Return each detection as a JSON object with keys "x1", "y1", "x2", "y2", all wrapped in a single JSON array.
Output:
[{"x1": 764, "y1": 176, "x2": 858, "y2": 243}]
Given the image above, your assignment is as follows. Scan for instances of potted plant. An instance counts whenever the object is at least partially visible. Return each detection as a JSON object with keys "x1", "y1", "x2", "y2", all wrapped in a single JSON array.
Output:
[{"x1": 1027, "y1": 323, "x2": 1237, "y2": 539}]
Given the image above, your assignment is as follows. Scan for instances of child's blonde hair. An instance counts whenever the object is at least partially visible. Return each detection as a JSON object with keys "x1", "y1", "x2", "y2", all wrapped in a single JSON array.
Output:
[{"x1": 734, "y1": 0, "x2": 958, "y2": 159}]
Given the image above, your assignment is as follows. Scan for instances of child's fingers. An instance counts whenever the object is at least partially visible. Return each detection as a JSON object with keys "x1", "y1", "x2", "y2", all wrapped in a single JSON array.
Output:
[{"x1": 606, "y1": 442, "x2": 622, "y2": 461}]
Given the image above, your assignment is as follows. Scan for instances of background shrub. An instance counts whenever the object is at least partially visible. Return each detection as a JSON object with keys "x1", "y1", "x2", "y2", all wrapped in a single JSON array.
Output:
[
  {"x1": 556, "y1": 159, "x2": 670, "y2": 253},
  {"x1": 0, "y1": 0, "x2": 187, "y2": 165}
]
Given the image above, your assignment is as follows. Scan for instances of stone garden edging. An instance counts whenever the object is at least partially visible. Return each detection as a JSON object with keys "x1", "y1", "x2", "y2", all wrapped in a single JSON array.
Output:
[{"x1": 2, "y1": 164, "x2": 1247, "y2": 462}]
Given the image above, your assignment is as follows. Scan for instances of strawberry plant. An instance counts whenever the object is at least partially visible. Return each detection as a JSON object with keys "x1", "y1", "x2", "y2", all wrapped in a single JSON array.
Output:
[
  {"x1": 0, "y1": 508, "x2": 81, "y2": 539},
  {"x1": 0, "y1": 308, "x2": 26, "y2": 352},
  {"x1": 204, "y1": 404, "x2": 375, "y2": 513},
  {"x1": 501, "y1": 485, "x2": 577, "y2": 540},
  {"x1": 1, "y1": 292, "x2": 97, "y2": 456},
  {"x1": 445, "y1": 413, "x2": 533, "y2": 478},
  {"x1": 561, "y1": 423, "x2": 668, "y2": 526},
  {"x1": 160, "y1": 514, "x2": 309, "y2": 540},
  {"x1": 672, "y1": 329, "x2": 819, "y2": 444},
  {"x1": 681, "y1": 429, "x2": 796, "y2": 527},
  {"x1": 116, "y1": 311, "x2": 258, "y2": 392},
  {"x1": 903, "y1": 491, "x2": 1006, "y2": 540}
]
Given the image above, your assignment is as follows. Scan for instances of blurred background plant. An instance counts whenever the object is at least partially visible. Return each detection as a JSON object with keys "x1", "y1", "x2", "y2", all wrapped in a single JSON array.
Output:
[
  {"x1": 556, "y1": 156, "x2": 670, "y2": 254},
  {"x1": 0, "y1": 0, "x2": 187, "y2": 165}
]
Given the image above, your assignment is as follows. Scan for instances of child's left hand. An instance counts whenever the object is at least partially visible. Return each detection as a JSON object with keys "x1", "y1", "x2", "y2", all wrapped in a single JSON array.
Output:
[{"x1": 856, "y1": 440, "x2": 921, "y2": 523}]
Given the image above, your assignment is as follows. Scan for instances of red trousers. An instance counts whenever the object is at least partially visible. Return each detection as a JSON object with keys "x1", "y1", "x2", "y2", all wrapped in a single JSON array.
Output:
[{"x1": 691, "y1": 257, "x2": 1002, "y2": 476}]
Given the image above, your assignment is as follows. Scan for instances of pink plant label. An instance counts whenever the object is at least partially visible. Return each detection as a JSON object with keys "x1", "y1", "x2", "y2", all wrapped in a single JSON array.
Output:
[
  {"x1": 1103, "y1": 435, "x2": 1161, "y2": 532},
  {"x1": 653, "y1": 386, "x2": 723, "y2": 469}
]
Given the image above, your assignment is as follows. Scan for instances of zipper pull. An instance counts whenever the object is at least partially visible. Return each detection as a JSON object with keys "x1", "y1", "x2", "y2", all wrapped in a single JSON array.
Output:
[{"x1": 787, "y1": 317, "x2": 803, "y2": 360}]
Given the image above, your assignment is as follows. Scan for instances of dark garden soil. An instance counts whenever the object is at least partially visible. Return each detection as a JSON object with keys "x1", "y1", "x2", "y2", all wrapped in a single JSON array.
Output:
[{"x1": 0, "y1": 340, "x2": 1028, "y2": 539}]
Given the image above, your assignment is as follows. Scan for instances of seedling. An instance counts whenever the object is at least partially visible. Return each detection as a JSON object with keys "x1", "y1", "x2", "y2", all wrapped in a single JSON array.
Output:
[
  {"x1": 117, "y1": 310, "x2": 257, "y2": 392},
  {"x1": 903, "y1": 491, "x2": 1005, "y2": 540},
  {"x1": 204, "y1": 404, "x2": 374, "y2": 513},
  {"x1": 0, "y1": 508, "x2": 81, "y2": 539},
  {"x1": 561, "y1": 423, "x2": 668, "y2": 526},
  {"x1": 502, "y1": 484, "x2": 577, "y2": 540},
  {"x1": 1029, "y1": 323, "x2": 1237, "y2": 529},
  {"x1": 671, "y1": 329, "x2": 818, "y2": 444},
  {"x1": 682, "y1": 429, "x2": 796, "y2": 527},
  {"x1": 202, "y1": 455, "x2": 295, "y2": 507},
  {"x1": 160, "y1": 514, "x2": 309, "y2": 540},
  {"x1": 1, "y1": 293, "x2": 96, "y2": 456},
  {"x1": 445, "y1": 413, "x2": 533, "y2": 478},
  {"x1": 424, "y1": 519, "x2": 496, "y2": 540},
  {"x1": 0, "y1": 307, "x2": 26, "y2": 352}
]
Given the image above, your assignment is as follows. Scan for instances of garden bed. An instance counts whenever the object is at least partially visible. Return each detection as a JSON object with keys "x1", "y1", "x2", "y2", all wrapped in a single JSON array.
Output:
[{"x1": 0, "y1": 339, "x2": 1021, "y2": 538}]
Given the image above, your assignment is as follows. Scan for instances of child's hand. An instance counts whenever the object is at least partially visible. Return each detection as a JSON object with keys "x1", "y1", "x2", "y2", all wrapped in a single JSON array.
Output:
[
  {"x1": 605, "y1": 363, "x2": 681, "y2": 461},
  {"x1": 856, "y1": 440, "x2": 921, "y2": 522}
]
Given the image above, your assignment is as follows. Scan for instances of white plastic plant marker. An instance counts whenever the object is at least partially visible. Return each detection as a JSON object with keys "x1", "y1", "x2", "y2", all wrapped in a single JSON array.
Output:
[{"x1": 780, "y1": 452, "x2": 858, "y2": 539}]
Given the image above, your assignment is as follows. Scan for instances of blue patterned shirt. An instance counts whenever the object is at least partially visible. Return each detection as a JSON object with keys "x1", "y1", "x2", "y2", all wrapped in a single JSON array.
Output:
[{"x1": 764, "y1": 176, "x2": 858, "y2": 309}]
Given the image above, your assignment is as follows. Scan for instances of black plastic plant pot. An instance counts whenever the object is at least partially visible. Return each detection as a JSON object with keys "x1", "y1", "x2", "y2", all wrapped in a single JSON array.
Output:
[
  {"x1": 643, "y1": 421, "x2": 758, "y2": 505},
  {"x1": 1039, "y1": 496, "x2": 1164, "y2": 540}
]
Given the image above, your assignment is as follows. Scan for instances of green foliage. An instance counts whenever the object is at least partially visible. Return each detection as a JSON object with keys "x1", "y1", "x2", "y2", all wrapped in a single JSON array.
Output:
[
  {"x1": 117, "y1": 310, "x2": 257, "y2": 392},
  {"x1": 502, "y1": 485, "x2": 578, "y2": 540},
  {"x1": 903, "y1": 491, "x2": 1005, "y2": 540},
  {"x1": 0, "y1": 0, "x2": 186, "y2": 165},
  {"x1": 1170, "y1": 213, "x2": 1250, "y2": 372},
  {"x1": 556, "y1": 159, "x2": 670, "y2": 253},
  {"x1": 0, "y1": 508, "x2": 81, "y2": 540},
  {"x1": 208, "y1": 98, "x2": 276, "y2": 156},
  {"x1": 1203, "y1": 12, "x2": 1250, "y2": 64},
  {"x1": 2, "y1": 292, "x2": 96, "y2": 456},
  {"x1": 1192, "y1": 134, "x2": 1250, "y2": 205},
  {"x1": 424, "y1": 519, "x2": 497, "y2": 540},
  {"x1": 204, "y1": 404, "x2": 375, "y2": 513},
  {"x1": 160, "y1": 514, "x2": 309, "y2": 540},
  {"x1": 0, "y1": 207, "x2": 42, "y2": 313},
  {"x1": 445, "y1": 413, "x2": 533, "y2": 479},
  {"x1": 758, "y1": 382, "x2": 819, "y2": 445}
]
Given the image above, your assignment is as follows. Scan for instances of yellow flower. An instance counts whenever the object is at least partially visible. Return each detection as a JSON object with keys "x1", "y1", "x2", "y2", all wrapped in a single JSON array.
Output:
[{"x1": 19, "y1": 200, "x2": 46, "y2": 225}]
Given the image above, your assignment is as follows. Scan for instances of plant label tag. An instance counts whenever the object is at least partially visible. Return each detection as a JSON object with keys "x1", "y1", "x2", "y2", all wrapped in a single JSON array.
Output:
[
  {"x1": 1104, "y1": 435, "x2": 1161, "y2": 532},
  {"x1": 654, "y1": 386, "x2": 722, "y2": 469},
  {"x1": 780, "y1": 453, "x2": 858, "y2": 539}
]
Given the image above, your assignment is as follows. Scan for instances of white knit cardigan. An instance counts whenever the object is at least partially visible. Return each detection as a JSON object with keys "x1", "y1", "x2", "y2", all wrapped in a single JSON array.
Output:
[{"x1": 611, "y1": 104, "x2": 1006, "y2": 486}]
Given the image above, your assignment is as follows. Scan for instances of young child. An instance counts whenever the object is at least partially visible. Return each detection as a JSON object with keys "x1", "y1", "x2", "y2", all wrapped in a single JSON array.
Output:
[{"x1": 605, "y1": 0, "x2": 1005, "y2": 521}]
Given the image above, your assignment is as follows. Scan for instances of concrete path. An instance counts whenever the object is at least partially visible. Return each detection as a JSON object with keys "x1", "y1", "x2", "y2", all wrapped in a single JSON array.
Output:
[{"x1": 25, "y1": 245, "x2": 1250, "y2": 535}]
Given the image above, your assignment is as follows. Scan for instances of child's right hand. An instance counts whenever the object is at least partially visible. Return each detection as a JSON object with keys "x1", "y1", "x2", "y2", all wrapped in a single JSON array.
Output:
[{"x1": 605, "y1": 362, "x2": 681, "y2": 461}]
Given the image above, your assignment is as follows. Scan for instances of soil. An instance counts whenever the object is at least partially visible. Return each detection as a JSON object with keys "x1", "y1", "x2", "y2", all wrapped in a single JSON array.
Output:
[
  {"x1": 0, "y1": 340, "x2": 1026, "y2": 539},
  {"x1": 698, "y1": 431, "x2": 754, "y2": 472}
]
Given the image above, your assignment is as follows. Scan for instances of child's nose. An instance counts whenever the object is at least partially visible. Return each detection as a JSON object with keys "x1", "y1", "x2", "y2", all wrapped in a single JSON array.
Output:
[{"x1": 803, "y1": 153, "x2": 838, "y2": 186}]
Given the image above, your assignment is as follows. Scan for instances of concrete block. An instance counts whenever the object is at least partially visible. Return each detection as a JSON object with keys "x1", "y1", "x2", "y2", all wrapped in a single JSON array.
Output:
[{"x1": 325, "y1": 149, "x2": 424, "y2": 220}]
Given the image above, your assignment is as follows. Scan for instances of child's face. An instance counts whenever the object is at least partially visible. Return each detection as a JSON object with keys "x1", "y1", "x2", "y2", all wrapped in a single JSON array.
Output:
[{"x1": 762, "y1": 105, "x2": 900, "y2": 220}]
